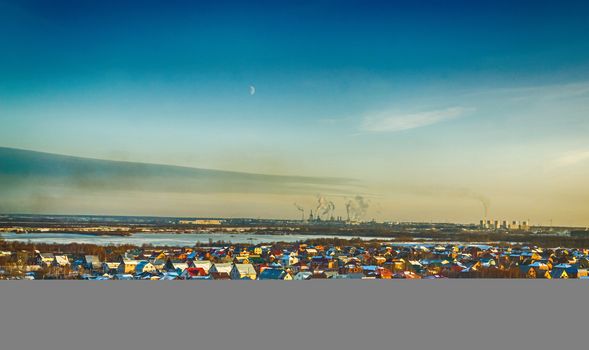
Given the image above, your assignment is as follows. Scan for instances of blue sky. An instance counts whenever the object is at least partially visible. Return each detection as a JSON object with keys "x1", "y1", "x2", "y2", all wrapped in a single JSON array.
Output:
[{"x1": 1, "y1": 1, "x2": 589, "y2": 225}]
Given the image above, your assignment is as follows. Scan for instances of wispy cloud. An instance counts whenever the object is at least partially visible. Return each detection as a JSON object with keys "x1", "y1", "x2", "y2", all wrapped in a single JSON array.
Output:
[
  {"x1": 478, "y1": 81, "x2": 589, "y2": 100},
  {"x1": 556, "y1": 149, "x2": 589, "y2": 166},
  {"x1": 361, "y1": 106, "x2": 473, "y2": 133}
]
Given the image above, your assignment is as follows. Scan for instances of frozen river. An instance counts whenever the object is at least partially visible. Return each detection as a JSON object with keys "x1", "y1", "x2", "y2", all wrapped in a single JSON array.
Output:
[{"x1": 0, "y1": 232, "x2": 396, "y2": 247}]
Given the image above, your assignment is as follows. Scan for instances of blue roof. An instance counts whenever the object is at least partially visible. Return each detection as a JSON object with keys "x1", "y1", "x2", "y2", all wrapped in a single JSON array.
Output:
[
  {"x1": 135, "y1": 261, "x2": 151, "y2": 270},
  {"x1": 362, "y1": 265, "x2": 378, "y2": 271},
  {"x1": 554, "y1": 263, "x2": 572, "y2": 268},
  {"x1": 259, "y1": 268, "x2": 287, "y2": 280}
]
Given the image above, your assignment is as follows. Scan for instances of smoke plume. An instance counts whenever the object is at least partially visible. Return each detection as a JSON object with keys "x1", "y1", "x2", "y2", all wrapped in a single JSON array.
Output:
[
  {"x1": 293, "y1": 203, "x2": 305, "y2": 220},
  {"x1": 345, "y1": 195, "x2": 370, "y2": 221},
  {"x1": 315, "y1": 195, "x2": 336, "y2": 219}
]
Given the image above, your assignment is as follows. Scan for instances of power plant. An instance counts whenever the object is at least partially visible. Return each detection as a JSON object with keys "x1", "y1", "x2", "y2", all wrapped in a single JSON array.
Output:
[{"x1": 295, "y1": 195, "x2": 370, "y2": 225}]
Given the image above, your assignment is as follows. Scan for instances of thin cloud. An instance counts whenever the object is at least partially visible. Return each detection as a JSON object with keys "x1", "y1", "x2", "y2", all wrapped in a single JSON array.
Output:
[
  {"x1": 556, "y1": 149, "x2": 589, "y2": 166},
  {"x1": 467, "y1": 80, "x2": 589, "y2": 101},
  {"x1": 361, "y1": 106, "x2": 473, "y2": 133}
]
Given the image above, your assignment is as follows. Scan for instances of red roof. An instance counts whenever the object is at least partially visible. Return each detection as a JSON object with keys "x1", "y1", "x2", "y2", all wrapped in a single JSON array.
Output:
[{"x1": 185, "y1": 267, "x2": 206, "y2": 277}]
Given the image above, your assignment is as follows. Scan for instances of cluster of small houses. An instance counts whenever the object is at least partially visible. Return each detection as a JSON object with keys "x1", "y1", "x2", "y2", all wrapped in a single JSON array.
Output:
[{"x1": 2, "y1": 242, "x2": 589, "y2": 280}]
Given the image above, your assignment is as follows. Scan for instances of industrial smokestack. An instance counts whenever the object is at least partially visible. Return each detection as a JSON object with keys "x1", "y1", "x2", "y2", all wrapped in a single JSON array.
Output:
[
  {"x1": 345, "y1": 201, "x2": 351, "y2": 221},
  {"x1": 315, "y1": 195, "x2": 335, "y2": 220},
  {"x1": 345, "y1": 195, "x2": 370, "y2": 222}
]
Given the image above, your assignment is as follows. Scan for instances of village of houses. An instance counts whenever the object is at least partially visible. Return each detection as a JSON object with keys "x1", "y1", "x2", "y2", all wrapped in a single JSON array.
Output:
[{"x1": 2, "y1": 241, "x2": 589, "y2": 280}]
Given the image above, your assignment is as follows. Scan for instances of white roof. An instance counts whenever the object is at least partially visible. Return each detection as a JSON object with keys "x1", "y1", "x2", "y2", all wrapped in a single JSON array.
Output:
[
  {"x1": 233, "y1": 264, "x2": 256, "y2": 275},
  {"x1": 171, "y1": 263, "x2": 189, "y2": 271},
  {"x1": 192, "y1": 260, "x2": 212, "y2": 272},
  {"x1": 121, "y1": 260, "x2": 140, "y2": 266},
  {"x1": 54, "y1": 255, "x2": 70, "y2": 265},
  {"x1": 212, "y1": 263, "x2": 232, "y2": 273}
]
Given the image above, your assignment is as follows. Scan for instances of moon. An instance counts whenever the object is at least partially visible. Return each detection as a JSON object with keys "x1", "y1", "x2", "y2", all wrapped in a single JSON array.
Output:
[{"x1": 249, "y1": 85, "x2": 256, "y2": 95}]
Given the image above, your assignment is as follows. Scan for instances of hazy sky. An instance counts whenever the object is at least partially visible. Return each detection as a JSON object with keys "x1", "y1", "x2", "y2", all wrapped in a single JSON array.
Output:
[{"x1": 1, "y1": 1, "x2": 589, "y2": 225}]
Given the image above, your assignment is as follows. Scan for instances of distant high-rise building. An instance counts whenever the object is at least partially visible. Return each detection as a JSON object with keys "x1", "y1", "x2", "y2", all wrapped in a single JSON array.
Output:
[
  {"x1": 481, "y1": 218, "x2": 529, "y2": 231},
  {"x1": 521, "y1": 221, "x2": 530, "y2": 231}
]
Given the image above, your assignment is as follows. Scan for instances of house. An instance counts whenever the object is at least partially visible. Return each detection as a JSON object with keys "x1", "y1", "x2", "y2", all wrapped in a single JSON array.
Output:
[
  {"x1": 114, "y1": 274, "x2": 134, "y2": 280},
  {"x1": 577, "y1": 257, "x2": 589, "y2": 269},
  {"x1": 248, "y1": 256, "x2": 266, "y2": 265},
  {"x1": 527, "y1": 261, "x2": 550, "y2": 278},
  {"x1": 186, "y1": 251, "x2": 199, "y2": 261},
  {"x1": 150, "y1": 251, "x2": 167, "y2": 262},
  {"x1": 230, "y1": 263, "x2": 257, "y2": 280},
  {"x1": 480, "y1": 257, "x2": 497, "y2": 268},
  {"x1": 190, "y1": 260, "x2": 212, "y2": 274},
  {"x1": 135, "y1": 261, "x2": 158, "y2": 274},
  {"x1": 305, "y1": 248, "x2": 318, "y2": 257},
  {"x1": 164, "y1": 260, "x2": 189, "y2": 273},
  {"x1": 294, "y1": 271, "x2": 313, "y2": 280},
  {"x1": 386, "y1": 258, "x2": 408, "y2": 272},
  {"x1": 83, "y1": 255, "x2": 102, "y2": 270},
  {"x1": 233, "y1": 256, "x2": 250, "y2": 264},
  {"x1": 258, "y1": 268, "x2": 292, "y2": 280},
  {"x1": 520, "y1": 265, "x2": 538, "y2": 278},
  {"x1": 71, "y1": 258, "x2": 85, "y2": 271},
  {"x1": 341, "y1": 259, "x2": 363, "y2": 274},
  {"x1": 209, "y1": 263, "x2": 233, "y2": 279},
  {"x1": 343, "y1": 273, "x2": 370, "y2": 279},
  {"x1": 552, "y1": 264, "x2": 577, "y2": 278},
  {"x1": 371, "y1": 256, "x2": 386, "y2": 266},
  {"x1": 37, "y1": 253, "x2": 55, "y2": 266},
  {"x1": 117, "y1": 260, "x2": 140, "y2": 274},
  {"x1": 378, "y1": 268, "x2": 393, "y2": 279},
  {"x1": 279, "y1": 253, "x2": 299, "y2": 267},
  {"x1": 312, "y1": 270, "x2": 328, "y2": 279},
  {"x1": 24, "y1": 265, "x2": 42, "y2": 273},
  {"x1": 160, "y1": 271, "x2": 180, "y2": 280},
  {"x1": 151, "y1": 259, "x2": 167, "y2": 271},
  {"x1": 393, "y1": 271, "x2": 422, "y2": 279},
  {"x1": 549, "y1": 268, "x2": 568, "y2": 279},
  {"x1": 310, "y1": 255, "x2": 334, "y2": 270},
  {"x1": 102, "y1": 262, "x2": 120, "y2": 275},
  {"x1": 52, "y1": 255, "x2": 70, "y2": 267},
  {"x1": 181, "y1": 267, "x2": 207, "y2": 279},
  {"x1": 362, "y1": 265, "x2": 391, "y2": 278},
  {"x1": 324, "y1": 271, "x2": 340, "y2": 279},
  {"x1": 290, "y1": 259, "x2": 308, "y2": 274},
  {"x1": 407, "y1": 260, "x2": 424, "y2": 273}
]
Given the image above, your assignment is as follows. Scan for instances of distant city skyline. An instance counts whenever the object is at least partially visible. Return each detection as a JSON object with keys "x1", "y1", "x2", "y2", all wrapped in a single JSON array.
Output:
[{"x1": 1, "y1": 1, "x2": 589, "y2": 226}]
